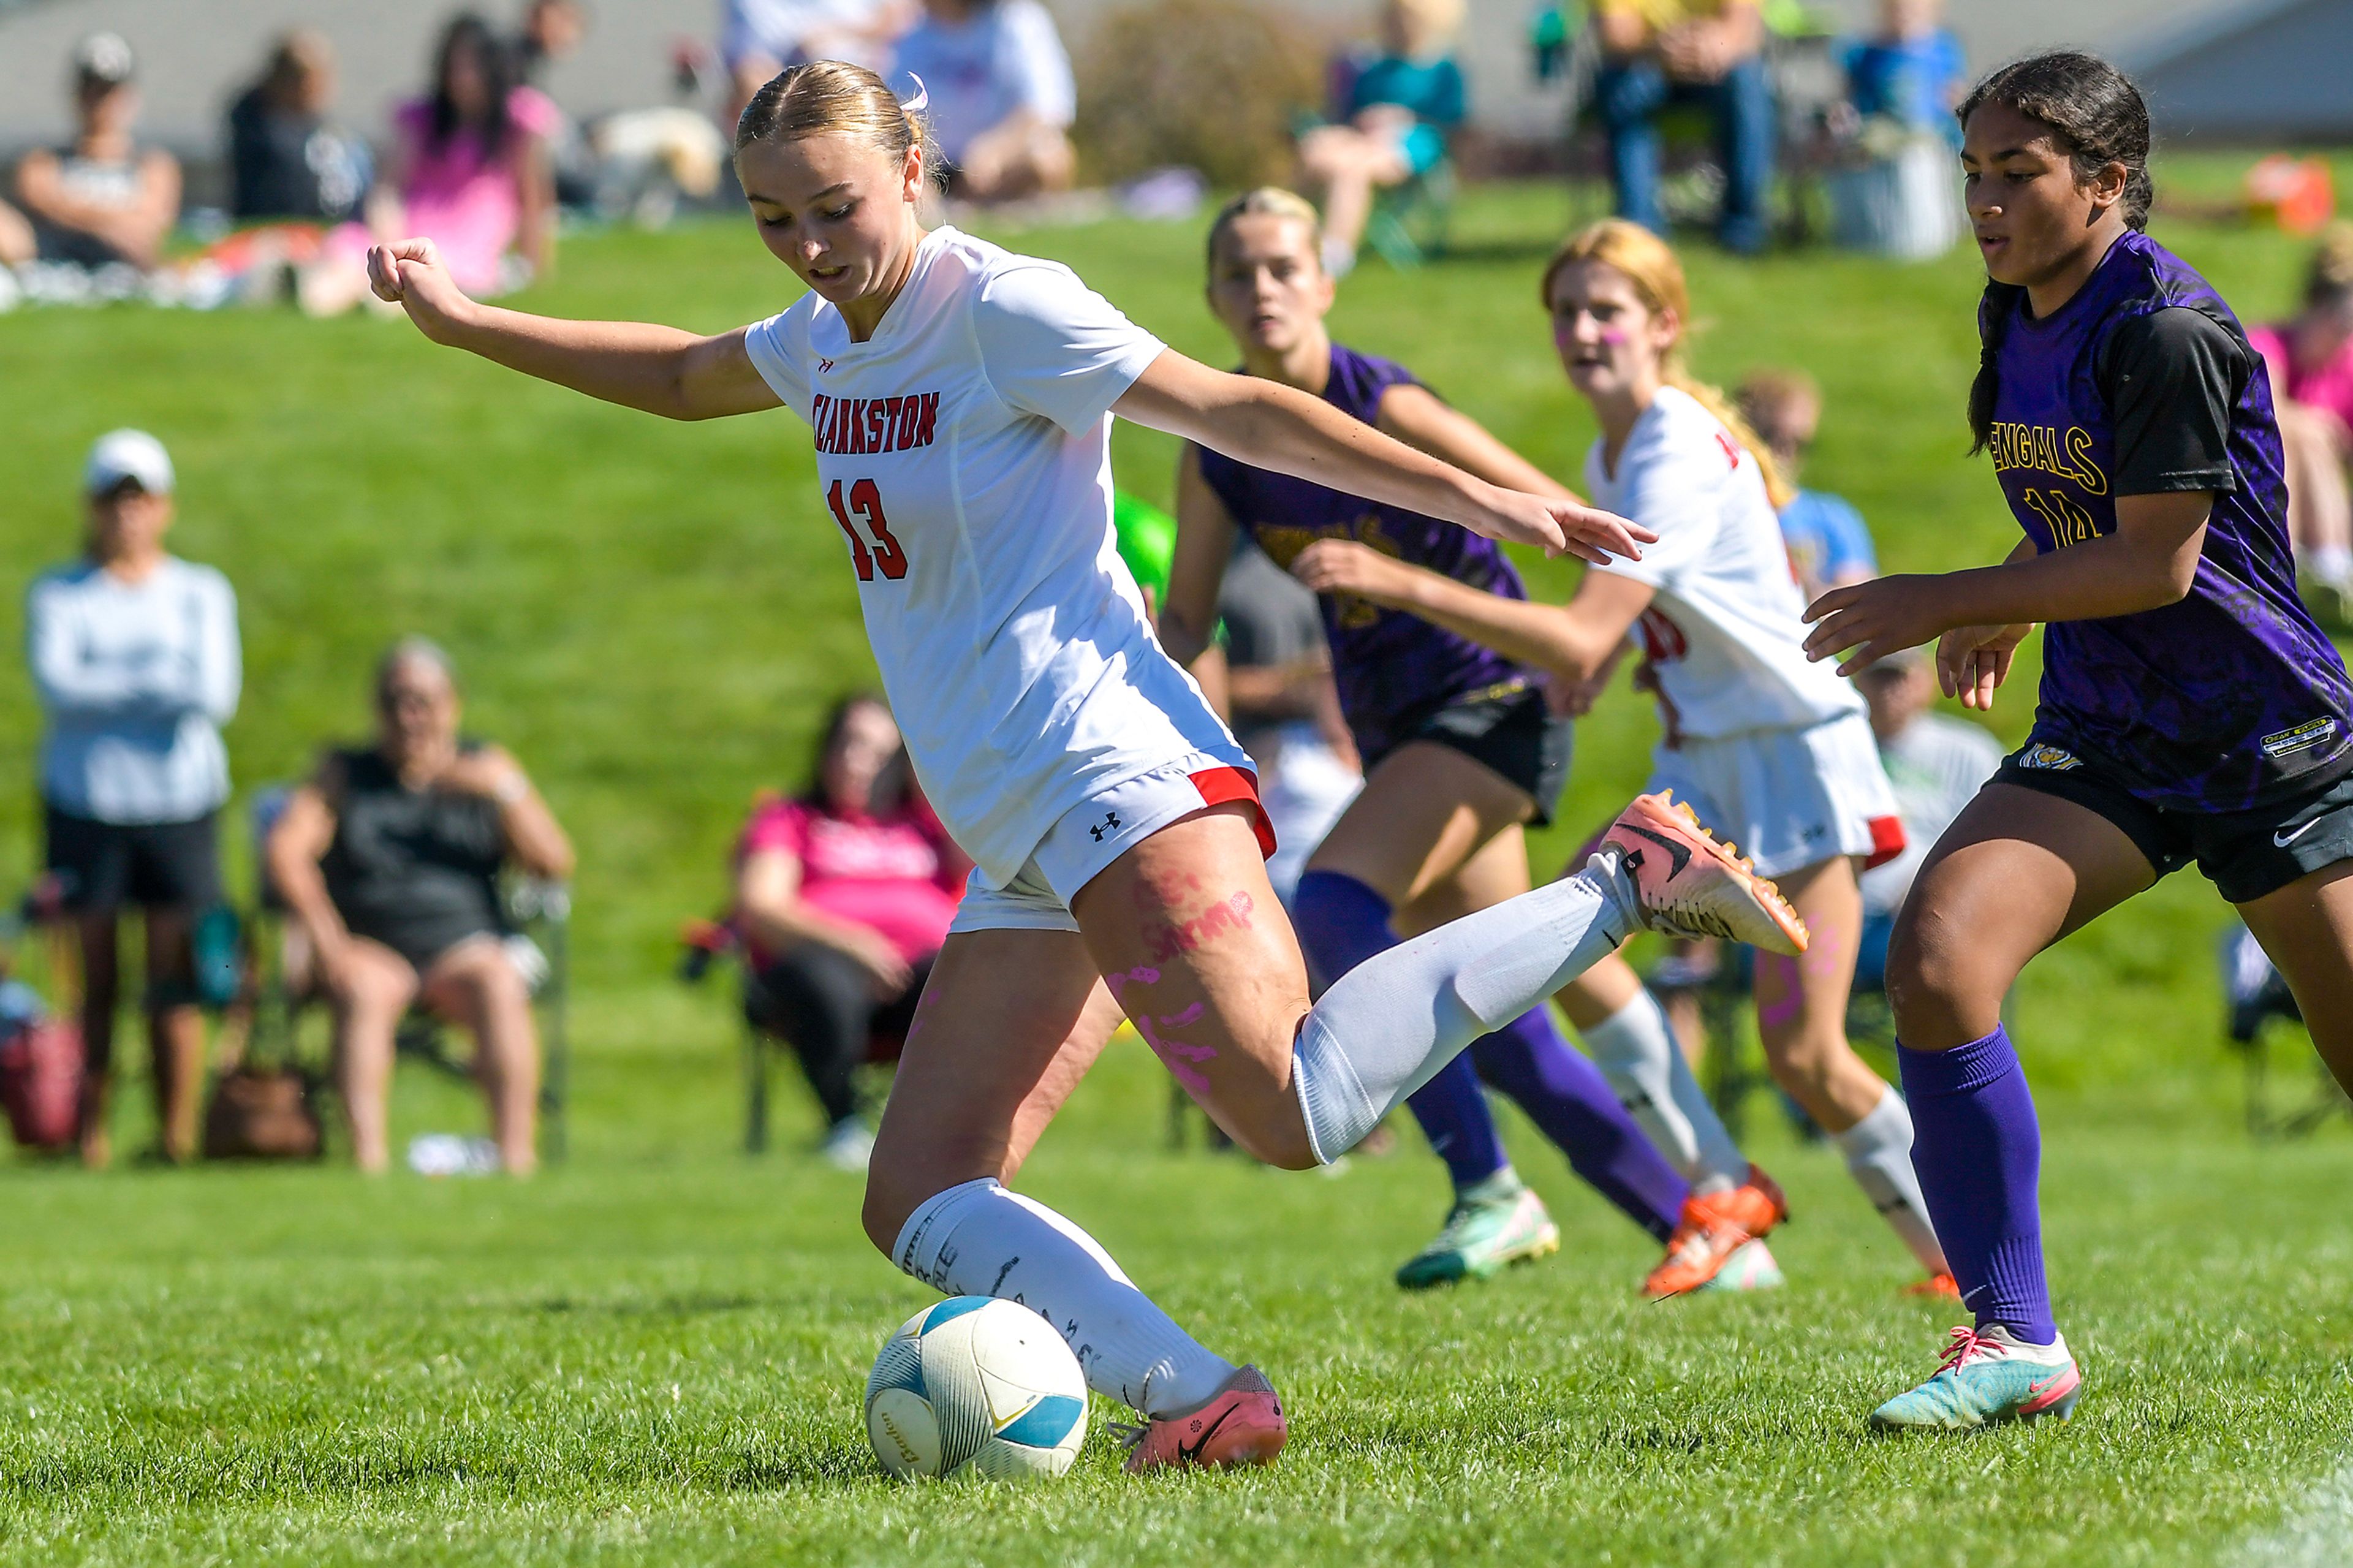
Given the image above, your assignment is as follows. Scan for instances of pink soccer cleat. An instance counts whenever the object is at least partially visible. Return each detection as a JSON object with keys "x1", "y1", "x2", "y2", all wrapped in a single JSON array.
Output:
[
  {"x1": 1116, "y1": 1365, "x2": 1288, "y2": 1474},
  {"x1": 1598, "y1": 791, "x2": 1808, "y2": 956}
]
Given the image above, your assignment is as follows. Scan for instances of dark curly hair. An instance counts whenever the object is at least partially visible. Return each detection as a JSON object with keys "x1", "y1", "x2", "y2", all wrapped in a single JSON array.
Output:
[{"x1": 1958, "y1": 52, "x2": 2154, "y2": 455}]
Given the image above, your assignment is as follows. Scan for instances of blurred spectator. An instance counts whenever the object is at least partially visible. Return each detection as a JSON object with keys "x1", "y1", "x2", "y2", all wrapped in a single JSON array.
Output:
[
  {"x1": 722, "y1": 1, "x2": 914, "y2": 131},
  {"x1": 2248, "y1": 226, "x2": 2353, "y2": 626},
  {"x1": 1737, "y1": 368, "x2": 1877, "y2": 601},
  {"x1": 510, "y1": 0, "x2": 601, "y2": 212},
  {"x1": 265, "y1": 640, "x2": 573, "y2": 1176},
  {"x1": 1297, "y1": 0, "x2": 1465, "y2": 278},
  {"x1": 895, "y1": 0, "x2": 1075, "y2": 204},
  {"x1": 299, "y1": 14, "x2": 558, "y2": 314},
  {"x1": 1824, "y1": 0, "x2": 1963, "y2": 259},
  {"x1": 515, "y1": 0, "x2": 588, "y2": 84},
  {"x1": 1593, "y1": 0, "x2": 1773, "y2": 255},
  {"x1": 1854, "y1": 650, "x2": 2000, "y2": 987},
  {"x1": 1840, "y1": 0, "x2": 1963, "y2": 146},
  {"x1": 1, "y1": 34, "x2": 181, "y2": 272},
  {"x1": 227, "y1": 30, "x2": 373, "y2": 224},
  {"x1": 1213, "y1": 538, "x2": 1362, "y2": 906},
  {"x1": 732, "y1": 696, "x2": 964, "y2": 1171},
  {"x1": 28, "y1": 431, "x2": 238, "y2": 1168}
]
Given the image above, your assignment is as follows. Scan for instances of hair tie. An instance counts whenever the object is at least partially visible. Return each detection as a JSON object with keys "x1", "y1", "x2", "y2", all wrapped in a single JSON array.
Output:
[{"x1": 899, "y1": 72, "x2": 928, "y2": 115}]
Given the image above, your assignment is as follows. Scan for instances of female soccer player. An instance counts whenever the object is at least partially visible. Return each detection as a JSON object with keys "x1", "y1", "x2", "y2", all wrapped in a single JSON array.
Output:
[
  {"x1": 366, "y1": 62, "x2": 1803, "y2": 1469},
  {"x1": 1161, "y1": 187, "x2": 1692, "y2": 1290},
  {"x1": 1527, "y1": 219, "x2": 1954, "y2": 1298},
  {"x1": 1806, "y1": 52, "x2": 2353, "y2": 1430}
]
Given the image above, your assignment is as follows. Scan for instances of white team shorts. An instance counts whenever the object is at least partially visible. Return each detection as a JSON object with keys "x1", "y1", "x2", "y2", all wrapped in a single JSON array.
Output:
[
  {"x1": 947, "y1": 752, "x2": 1275, "y2": 936},
  {"x1": 1647, "y1": 711, "x2": 1905, "y2": 880}
]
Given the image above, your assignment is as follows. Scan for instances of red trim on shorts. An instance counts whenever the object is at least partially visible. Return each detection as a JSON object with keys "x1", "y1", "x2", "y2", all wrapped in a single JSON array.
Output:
[
  {"x1": 1190, "y1": 765, "x2": 1277, "y2": 860},
  {"x1": 1865, "y1": 814, "x2": 1908, "y2": 871}
]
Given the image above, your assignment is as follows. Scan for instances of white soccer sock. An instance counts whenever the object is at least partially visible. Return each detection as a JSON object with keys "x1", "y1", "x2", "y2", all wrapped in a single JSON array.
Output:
[
  {"x1": 1582, "y1": 987, "x2": 1748, "y2": 1195},
  {"x1": 891, "y1": 1177, "x2": 1236, "y2": 1417},
  {"x1": 1291, "y1": 858, "x2": 1637, "y2": 1162},
  {"x1": 1832, "y1": 1086, "x2": 1949, "y2": 1274}
]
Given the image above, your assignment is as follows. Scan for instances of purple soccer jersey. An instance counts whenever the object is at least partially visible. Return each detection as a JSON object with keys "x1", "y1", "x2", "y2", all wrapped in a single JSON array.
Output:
[
  {"x1": 1194, "y1": 342, "x2": 1536, "y2": 760},
  {"x1": 1989, "y1": 230, "x2": 2353, "y2": 812}
]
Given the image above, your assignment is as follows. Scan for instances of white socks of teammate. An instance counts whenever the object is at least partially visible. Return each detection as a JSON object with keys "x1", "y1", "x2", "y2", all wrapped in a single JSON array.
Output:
[
  {"x1": 892, "y1": 1176, "x2": 1236, "y2": 1418},
  {"x1": 1290, "y1": 857, "x2": 1637, "y2": 1163},
  {"x1": 1582, "y1": 988, "x2": 1749, "y2": 1196},
  {"x1": 1833, "y1": 1086, "x2": 1949, "y2": 1275}
]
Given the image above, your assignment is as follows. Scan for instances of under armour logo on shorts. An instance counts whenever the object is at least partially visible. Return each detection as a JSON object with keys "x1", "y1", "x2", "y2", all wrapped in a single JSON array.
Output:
[{"x1": 1089, "y1": 811, "x2": 1122, "y2": 842}]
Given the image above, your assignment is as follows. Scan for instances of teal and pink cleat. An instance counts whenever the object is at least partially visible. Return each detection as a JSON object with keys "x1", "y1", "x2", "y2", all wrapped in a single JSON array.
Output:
[
  {"x1": 1869, "y1": 1324, "x2": 2082, "y2": 1431},
  {"x1": 1117, "y1": 1365, "x2": 1288, "y2": 1473}
]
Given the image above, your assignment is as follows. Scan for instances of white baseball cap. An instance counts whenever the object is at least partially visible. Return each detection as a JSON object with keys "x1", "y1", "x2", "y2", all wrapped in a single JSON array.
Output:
[{"x1": 84, "y1": 428, "x2": 174, "y2": 496}]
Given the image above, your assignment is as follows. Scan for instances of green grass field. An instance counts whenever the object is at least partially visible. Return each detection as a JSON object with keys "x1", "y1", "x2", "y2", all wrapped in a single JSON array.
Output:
[{"x1": 3, "y1": 171, "x2": 2352, "y2": 1564}]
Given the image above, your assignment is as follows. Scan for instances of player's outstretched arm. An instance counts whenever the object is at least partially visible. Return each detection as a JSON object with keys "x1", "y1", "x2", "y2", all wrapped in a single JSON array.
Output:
[
  {"x1": 368, "y1": 238, "x2": 782, "y2": 422},
  {"x1": 1801, "y1": 498, "x2": 2208, "y2": 678},
  {"x1": 1115, "y1": 350, "x2": 1653, "y2": 565}
]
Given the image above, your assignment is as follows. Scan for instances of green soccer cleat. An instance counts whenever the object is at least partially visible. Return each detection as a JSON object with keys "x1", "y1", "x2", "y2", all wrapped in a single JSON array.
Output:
[
  {"x1": 1394, "y1": 1172, "x2": 1561, "y2": 1290},
  {"x1": 1870, "y1": 1324, "x2": 2082, "y2": 1431}
]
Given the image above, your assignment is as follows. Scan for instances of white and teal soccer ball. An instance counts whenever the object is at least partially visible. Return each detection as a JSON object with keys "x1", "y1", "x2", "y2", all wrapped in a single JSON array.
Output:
[{"x1": 865, "y1": 1297, "x2": 1089, "y2": 1481}]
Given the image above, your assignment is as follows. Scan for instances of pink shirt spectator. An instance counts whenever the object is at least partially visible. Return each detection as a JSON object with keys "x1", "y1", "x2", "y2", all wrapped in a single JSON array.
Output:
[
  {"x1": 735, "y1": 797, "x2": 961, "y2": 967},
  {"x1": 2250, "y1": 322, "x2": 2353, "y2": 433},
  {"x1": 392, "y1": 86, "x2": 558, "y2": 294}
]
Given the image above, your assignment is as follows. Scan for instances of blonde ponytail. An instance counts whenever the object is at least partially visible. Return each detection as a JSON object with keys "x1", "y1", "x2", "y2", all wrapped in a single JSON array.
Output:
[{"x1": 1540, "y1": 219, "x2": 1795, "y2": 511}]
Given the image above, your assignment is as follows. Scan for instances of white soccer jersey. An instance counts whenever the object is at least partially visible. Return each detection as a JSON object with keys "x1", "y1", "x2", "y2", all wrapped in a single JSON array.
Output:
[
  {"x1": 1584, "y1": 386, "x2": 1865, "y2": 741},
  {"x1": 743, "y1": 226, "x2": 1245, "y2": 888}
]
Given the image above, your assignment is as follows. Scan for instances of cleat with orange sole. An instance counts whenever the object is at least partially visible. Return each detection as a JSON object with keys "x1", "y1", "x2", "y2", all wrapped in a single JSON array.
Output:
[
  {"x1": 1644, "y1": 1164, "x2": 1790, "y2": 1298},
  {"x1": 1904, "y1": 1271, "x2": 1963, "y2": 1301},
  {"x1": 1597, "y1": 791, "x2": 1808, "y2": 957}
]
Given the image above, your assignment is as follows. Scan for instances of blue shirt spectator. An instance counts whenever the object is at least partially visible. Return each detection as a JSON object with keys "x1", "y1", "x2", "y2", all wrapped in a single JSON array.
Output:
[
  {"x1": 1841, "y1": 19, "x2": 1965, "y2": 148},
  {"x1": 1736, "y1": 367, "x2": 1879, "y2": 600},
  {"x1": 1336, "y1": 47, "x2": 1464, "y2": 177},
  {"x1": 30, "y1": 435, "x2": 239, "y2": 826},
  {"x1": 1779, "y1": 488, "x2": 1877, "y2": 599}
]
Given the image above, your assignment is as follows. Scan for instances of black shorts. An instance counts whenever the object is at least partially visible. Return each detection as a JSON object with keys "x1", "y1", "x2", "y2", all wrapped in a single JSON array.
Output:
[
  {"x1": 1993, "y1": 743, "x2": 2353, "y2": 904},
  {"x1": 1374, "y1": 681, "x2": 1572, "y2": 827},
  {"x1": 44, "y1": 805, "x2": 223, "y2": 914}
]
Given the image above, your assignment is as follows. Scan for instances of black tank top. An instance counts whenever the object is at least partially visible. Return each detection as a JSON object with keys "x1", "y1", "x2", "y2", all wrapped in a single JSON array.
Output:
[{"x1": 320, "y1": 744, "x2": 507, "y2": 966}]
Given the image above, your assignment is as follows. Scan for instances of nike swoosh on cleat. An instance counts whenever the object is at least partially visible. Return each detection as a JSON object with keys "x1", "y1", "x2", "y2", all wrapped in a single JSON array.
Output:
[
  {"x1": 2276, "y1": 819, "x2": 2324, "y2": 847},
  {"x1": 1176, "y1": 1403, "x2": 1240, "y2": 1463},
  {"x1": 1614, "y1": 822, "x2": 1692, "y2": 877}
]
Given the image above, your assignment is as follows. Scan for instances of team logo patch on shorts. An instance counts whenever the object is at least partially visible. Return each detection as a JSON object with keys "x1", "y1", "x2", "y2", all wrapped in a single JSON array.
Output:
[
  {"x1": 2015, "y1": 743, "x2": 2082, "y2": 772},
  {"x1": 2260, "y1": 717, "x2": 2340, "y2": 761}
]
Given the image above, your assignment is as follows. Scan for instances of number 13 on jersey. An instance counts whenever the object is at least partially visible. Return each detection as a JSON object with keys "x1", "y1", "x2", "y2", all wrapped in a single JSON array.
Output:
[{"x1": 827, "y1": 477, "x2": 909, "y2": 581}]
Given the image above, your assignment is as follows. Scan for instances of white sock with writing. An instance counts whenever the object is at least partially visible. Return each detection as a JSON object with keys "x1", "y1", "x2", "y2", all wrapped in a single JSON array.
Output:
[
  {"x1": 1291, "y1": 858, "x2": 1637, "y2": 1162},
  {"x1": 890, "y1": 1177, "x2": 1235, "y2": 1417},
  {"x1": 1582, "y1": 987, "x2": 1748, "y2": 1195},
  {"x1": 1832, "y1": 1086, "x2": 1949, "y2": 1274}
]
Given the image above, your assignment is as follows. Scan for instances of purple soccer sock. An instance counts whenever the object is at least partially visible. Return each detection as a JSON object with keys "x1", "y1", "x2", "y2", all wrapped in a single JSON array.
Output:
[
  {"x1": 1292, "y1": 870, "x2": 1511, "y2": 1189},
  {"x1": 1897, "y1": 1026, "x2": 2056, "y2": 1343},
  {"x1": 1470, "y1": 1012, "x2": 1688, "y2": 1241}
]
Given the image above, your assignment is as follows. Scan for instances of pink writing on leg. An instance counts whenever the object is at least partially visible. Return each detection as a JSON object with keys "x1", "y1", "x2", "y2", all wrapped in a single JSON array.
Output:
[{"x1": 1106, "y1": 966, "x2": 1219, "y2": 1100}]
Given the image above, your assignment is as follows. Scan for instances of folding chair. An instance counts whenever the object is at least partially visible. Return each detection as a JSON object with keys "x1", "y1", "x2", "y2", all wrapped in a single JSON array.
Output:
[
  {"x1": 680, "y1": 918, "x2": 905, "y2": 1155},
  {"x1": 246, "y1": 786, "x2": 572, "y2": 1162}
]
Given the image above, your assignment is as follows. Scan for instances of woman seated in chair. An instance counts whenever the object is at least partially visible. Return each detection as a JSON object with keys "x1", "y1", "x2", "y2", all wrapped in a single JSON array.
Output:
[
  {"x1": 266, "y1": 638, "x2": 574, "y2": 1175},
  {"x1": 733, "y1": 694, "x2": 964, "y2": 1170},
  {"x1": 1296, "y1": 0, "x2": 1466, "y2": 278}
]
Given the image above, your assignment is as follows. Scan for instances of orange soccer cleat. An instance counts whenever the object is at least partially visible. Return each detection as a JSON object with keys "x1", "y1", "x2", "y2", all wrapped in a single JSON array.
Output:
[
  {"x1": 1597, "y1": 791, "x2": 1808, "y2": 957},
  {"x1": 1643, "y1": 1164, "x2": 1791, "y2": 1298}
]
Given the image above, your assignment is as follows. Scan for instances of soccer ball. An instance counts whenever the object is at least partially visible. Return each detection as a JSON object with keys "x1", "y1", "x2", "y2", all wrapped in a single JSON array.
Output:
[{"x1": 865, "y1": 1296, "x2": 1089, "y2": 1480}]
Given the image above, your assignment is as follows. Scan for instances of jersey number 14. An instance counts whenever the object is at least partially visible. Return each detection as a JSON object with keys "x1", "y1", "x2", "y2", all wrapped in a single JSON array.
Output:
[{"x1": 827, "y1": 477, "x2": 909, "y2": 581}]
